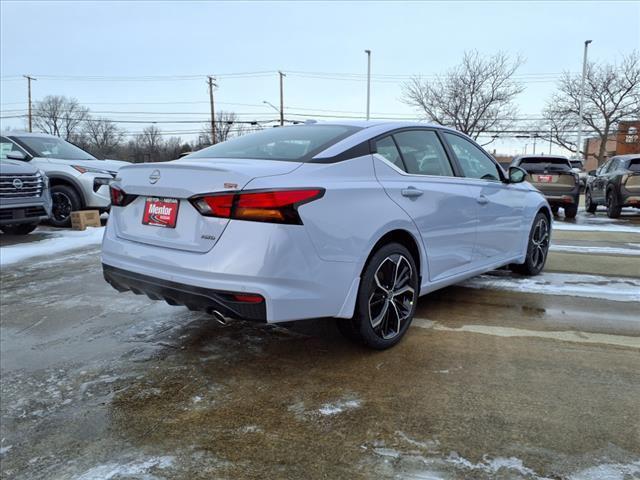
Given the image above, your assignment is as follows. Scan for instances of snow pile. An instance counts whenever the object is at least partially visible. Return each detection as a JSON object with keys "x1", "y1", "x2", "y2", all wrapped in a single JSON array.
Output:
[
  {"x1": 549, "y1": 244, "x2": 640, "y2": 256},
  {"x1": 0, "y1": 227, "x2": 104, "y2": 266},
  {"x1": 318, "y1": 399, "x2": 361, "y2": 416},
  {"x1": 75, "y1": 455, "x2": 174, "y2": 480},
  {"x1": 553, "y1": 222, "x2": 639, "y2": 233},
  {"x1": 567, "y1": 461, "x2": 640, "y2": 480},
  {"x1": 462, "y1": 272, "x2": 640, "y2": 303}
]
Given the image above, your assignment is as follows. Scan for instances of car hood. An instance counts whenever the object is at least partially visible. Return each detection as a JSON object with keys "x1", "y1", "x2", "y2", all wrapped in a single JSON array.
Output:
[{"x1": 0, "y1": 159, "x2": 40, "y2": 175}]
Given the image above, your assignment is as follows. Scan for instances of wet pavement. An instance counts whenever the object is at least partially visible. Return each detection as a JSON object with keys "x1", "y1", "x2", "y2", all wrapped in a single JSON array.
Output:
[{"x1": 1, "y1": 211, "x2": 639, "y2": 479}]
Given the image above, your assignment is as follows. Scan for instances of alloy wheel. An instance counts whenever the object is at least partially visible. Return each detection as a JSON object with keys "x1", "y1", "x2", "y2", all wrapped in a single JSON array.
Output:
[
  {"x1": 368, "y1": 254, "x2": 415, "y2": 340},
  {"x1": 530, "y1": 217, "x2": 549, "y2": 270},
  {"x1": 52, "y1": 192, "x2": 73, "y2": 222}
]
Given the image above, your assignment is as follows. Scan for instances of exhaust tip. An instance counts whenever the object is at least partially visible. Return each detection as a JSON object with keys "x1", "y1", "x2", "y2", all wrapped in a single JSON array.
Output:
[{"x1": 211, "y1": 310, "x2": 230, "y2": 326}]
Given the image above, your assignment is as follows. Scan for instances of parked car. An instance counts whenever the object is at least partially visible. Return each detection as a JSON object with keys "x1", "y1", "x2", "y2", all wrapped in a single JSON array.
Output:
[
  {"x1": 102, "y1": 122, "x2": 551, "y2": 349},
  {"x1": 0, "y1": 132, "x2": 128, "y2": 227},
  {"x1": 510, "y1": 155, "x2": 580, "y2": 218},
  {"x1": 585, "y1": 154, "x2": 640, "y2": 218},
  {"x1": 569, "y1": 159, "x2": 587, "y2": 190},
  {"x1": 0, "y1": 159, "x2": 52, "y2": 234}
]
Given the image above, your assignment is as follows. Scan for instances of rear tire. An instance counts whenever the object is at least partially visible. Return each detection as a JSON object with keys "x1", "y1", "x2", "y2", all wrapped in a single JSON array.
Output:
[
  {"x1": 50, "y1": 185, "x2": 82, "y2": 228},
  {"x1": 339, "y1": 242, "x2": 419, "y2": 350},
  {"x1": 0, "y1": 223, "x2": 38, "y2": 235},
  {"x1": 585, "y1": 189, "x2": 597, "y2": 213},
  {"x1": 510, "y1": 212, "x2": 550, "y2": 276},
  {"x1": 564, "y1": 204, "x2": 578, "y2": 219},
  {"x1": 606, "y1": 189, "x2": 622, "y2": 219}
]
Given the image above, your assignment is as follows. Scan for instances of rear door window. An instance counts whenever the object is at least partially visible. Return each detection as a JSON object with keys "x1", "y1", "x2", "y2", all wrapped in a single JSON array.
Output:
[
  {"x1": 392, "y1": 130, "x2": 454, "y2": 176},
  {"x1": 627, "y1": 159, "x2": 640, "y2": 172}
]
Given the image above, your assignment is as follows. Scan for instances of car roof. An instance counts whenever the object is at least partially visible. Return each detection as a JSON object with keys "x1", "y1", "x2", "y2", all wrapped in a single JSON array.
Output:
[
  {"x1": 610, "y1": 153, "x2": 640, "y2": 161},
  {"x1": 1, "y1": 131, "x2": 57, "y2": 139},
  {"x1": 512, "y1": 155, "x2": 570, "y2": 161}
]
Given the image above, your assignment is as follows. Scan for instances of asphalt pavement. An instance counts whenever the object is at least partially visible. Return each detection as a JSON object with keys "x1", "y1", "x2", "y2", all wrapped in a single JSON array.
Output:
[{"x1": 0, "y1": 209, "x2": 639, "y2": 479}]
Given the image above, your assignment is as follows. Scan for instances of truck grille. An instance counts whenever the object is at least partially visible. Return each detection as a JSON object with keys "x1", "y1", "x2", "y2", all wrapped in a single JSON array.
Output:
[{"x1": 0, "y1": 173, "x2": 44, "y2": 198}]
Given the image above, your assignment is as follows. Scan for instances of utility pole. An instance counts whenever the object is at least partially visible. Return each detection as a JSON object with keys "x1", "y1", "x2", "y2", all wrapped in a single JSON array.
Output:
[
  {"x1": 576, "y1": 40, "x2": 592, "y2": 160},
  {"x1": 23, "y1": 75, "x2": 36, "y2": 132},
  {"x1": 207, "y1": 76, "x2": 217, "y2": 144},
  {"x1": 365, "y1": 50, "x2": 371, "y2": 120},
  {"x1": 278, "y1": 71, "x2": 285, "y2": 126},
  {"x1": 533, "y1": 135, "x2": 537, "y2": 154}
]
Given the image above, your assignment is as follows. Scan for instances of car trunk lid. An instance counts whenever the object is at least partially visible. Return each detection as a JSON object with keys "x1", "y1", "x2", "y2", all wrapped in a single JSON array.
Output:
[{"x1": 112, "y1": 158, "x2": 301, "y2": 252}]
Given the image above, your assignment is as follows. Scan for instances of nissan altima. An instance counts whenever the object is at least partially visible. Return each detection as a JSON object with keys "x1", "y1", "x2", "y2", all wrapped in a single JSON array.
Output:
[{"x1": 102, "y1": 122, "x2": 551, "y2": 349}]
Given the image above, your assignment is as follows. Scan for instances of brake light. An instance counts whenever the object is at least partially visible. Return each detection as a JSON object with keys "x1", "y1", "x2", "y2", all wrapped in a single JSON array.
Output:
[
  {"x1": 190, "y1": 188, "x2": 325, "y2": 224},
  {"x1": 109, "y1": 185, "x2": 137, "y2": 207}
]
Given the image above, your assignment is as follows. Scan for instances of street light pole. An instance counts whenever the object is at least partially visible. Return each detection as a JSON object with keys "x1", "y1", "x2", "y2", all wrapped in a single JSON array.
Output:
[
  {"x1": 365, "y1": 49, "x2": 371, "y2": 120},
  {"x1": 576, "y1": 40, "x2": 592, "y2": 160}
]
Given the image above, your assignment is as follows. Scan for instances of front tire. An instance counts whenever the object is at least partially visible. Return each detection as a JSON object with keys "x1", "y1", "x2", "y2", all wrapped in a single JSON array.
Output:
[
  {"x1": 0, "y1": 223, "x2": 38, "y2": 235},
  {"x1": 50, "y1": 185, "x2": 82, "y2": 228},
  {"x1": 510, "y1": 212, "x2": 550, "y2": 276},
  {"x1": 585, "y1": 189, "x2": 597, "y2": 213},
  {"x1": 339, "y1": 242, "x2": 419, "y2": 350}
]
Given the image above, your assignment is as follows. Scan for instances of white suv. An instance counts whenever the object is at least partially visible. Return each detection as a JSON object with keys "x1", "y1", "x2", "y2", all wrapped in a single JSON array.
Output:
[{"x1": 1, "y1": 132, "x2": 128, "y2": 227}]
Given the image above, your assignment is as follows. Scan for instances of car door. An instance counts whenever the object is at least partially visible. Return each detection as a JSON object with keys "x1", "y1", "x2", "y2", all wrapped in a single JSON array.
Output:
[
  {"x1": 441, "y1": 132, "x2": 527, "y2": 265},
  {"x1": 592, "y1": 159, "x2": 613, "y2": 201},
  {"x1": 372, "y1": 129, "x2": 478, "y2": 282}
]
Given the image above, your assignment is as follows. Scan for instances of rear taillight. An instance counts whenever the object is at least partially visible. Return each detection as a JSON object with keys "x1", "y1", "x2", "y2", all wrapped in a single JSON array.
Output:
[
  {"x1": 109, "y1": 185, "x2": 137, "y2": 207},
  {"x1": 190, "y1": 188, "x2": 325, "y2": 224}
]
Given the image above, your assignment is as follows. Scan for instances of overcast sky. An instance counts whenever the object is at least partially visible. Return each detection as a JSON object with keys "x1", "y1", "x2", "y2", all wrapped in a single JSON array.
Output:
[{"x1": 1, "y1": 0, "x2": 639, "y2": 155}]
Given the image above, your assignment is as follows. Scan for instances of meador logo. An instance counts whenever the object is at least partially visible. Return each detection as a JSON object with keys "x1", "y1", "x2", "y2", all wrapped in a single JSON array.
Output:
[{"x1": 148, "y1": 204, "x2": 172, "y2": 216}]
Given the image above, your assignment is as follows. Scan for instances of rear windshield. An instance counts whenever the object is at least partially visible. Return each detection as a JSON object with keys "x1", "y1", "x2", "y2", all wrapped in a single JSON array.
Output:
[
  {"x1": 518, "y1": 157, "x2": 571, "y2": 172},
  {"x1": 627, "y1": 158, "x2": 640, "y2": 172},
  {"x1": 186, "y1": 125, "x2": 361, "y2": 162}
]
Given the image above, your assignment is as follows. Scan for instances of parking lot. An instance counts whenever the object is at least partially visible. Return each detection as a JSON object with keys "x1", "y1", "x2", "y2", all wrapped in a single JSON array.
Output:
[{"x1": 1, "y1": 208, "x2": 638, "y2": 480}]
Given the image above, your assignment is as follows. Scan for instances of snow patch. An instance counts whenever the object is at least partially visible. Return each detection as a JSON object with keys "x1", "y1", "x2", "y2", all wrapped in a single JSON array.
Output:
[
  {"x1": 318, "y1": 399, "x2": 361, "y2": 416},
  {"x1": 0, "y1": 227, "x2": 104, "y2": 266},
  {"x1": 461, "y1": 272, "x2": 640, "y2": 303},
  {"x1": 550, "y1": 244, "x2": 640, "y2": 256},
  {"x1": 75, "y1": 455, "x2": 174, "y2": 480},
  {"x1": 0, "y1": 445, "x2": 12, "y2": 455},
  {"x1": 567, "y1": 461, "x2": 640, "y2": 480},
  {"x1": 552, "y1": 222, "x2": 639, "y2": 233}
]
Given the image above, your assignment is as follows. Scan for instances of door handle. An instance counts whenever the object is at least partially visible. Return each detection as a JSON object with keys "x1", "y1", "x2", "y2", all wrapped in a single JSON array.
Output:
[
  {"x1": 401, "y1": 187, "x2": 423, "y2": 198},
  {"x1": 477, "y1": 195, "x2": 489, "y2": 205}
]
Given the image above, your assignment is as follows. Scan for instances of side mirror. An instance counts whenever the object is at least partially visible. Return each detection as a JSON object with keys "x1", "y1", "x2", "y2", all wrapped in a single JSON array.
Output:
[
  {"x1": 587, "y1": 170, "x2": 596, "y2": 176},
  {"x1": 508, "y1": 166, "x2": 527, "y2": 184},
  {"x1": 6, "y1": 151, "x2": 27, "y2": 161}
]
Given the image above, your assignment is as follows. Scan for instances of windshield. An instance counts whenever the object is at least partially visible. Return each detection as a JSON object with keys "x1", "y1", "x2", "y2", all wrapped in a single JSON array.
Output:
[
  {"x1": 186, "y1": 125, "x2": 361, "y2": 162},
  {"x1": 12, "y1": 135, "x2": 97, "y2": 161},
  {"x1": 569, "y1": 161, "x2": 583, "y2": 169},
  {"x1": 519, "y1": 157, "x2": 571, "y2": 172}
]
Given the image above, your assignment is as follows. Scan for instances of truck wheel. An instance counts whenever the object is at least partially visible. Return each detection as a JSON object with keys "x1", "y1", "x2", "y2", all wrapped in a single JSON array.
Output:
[
  {"x1": 564, "y1": 204, "x2": 578, "y2": 219},
  {"x1": 0, "y1": 223, "x2": 38, "y2": 235},
  {"x1": 339, "y1": 242, "x2": 419, "y2": 350},
  {"x1": 50, "y1": 185, "x2": 81, "y2": 228},
  {"x1": 606, "y1": 189, "x2": 622, "y2": 219},
  {"x1": 585, "y1": 189, "x2": 597, "y2": 213}
]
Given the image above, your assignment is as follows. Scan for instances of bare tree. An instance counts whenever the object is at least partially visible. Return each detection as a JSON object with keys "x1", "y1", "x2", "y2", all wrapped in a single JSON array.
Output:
[
  {"x1": 401, "y1": 51, "x2": 525, "y2": 144},
  {"x1": 82, "y1": 117, "x2": 124, "y2": 158},
  {"x1": 33, "y1": 95, "x2": 89, "y2": 140},
  {"x1": 542, "y1": 51, "x2": 640, "y2": 166},
  {"x1": 199, "y1": 111, "x2": 248, "y2": 145},
  {"x1": 138, "y1": 125, "x2": 164, "y2": 161}
]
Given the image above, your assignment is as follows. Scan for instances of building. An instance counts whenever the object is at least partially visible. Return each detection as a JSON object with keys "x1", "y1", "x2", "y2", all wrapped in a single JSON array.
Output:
[{"x1": 583, "y1": 120, "x2": 640, "y2": 171}]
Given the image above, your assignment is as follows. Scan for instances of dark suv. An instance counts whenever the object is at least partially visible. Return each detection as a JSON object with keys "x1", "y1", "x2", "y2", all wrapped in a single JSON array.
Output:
[
  {"x1": 510, "y1": 155, "x2": 580, "y2": 218},
  {"x1": 585, "y1": 154, "x2": 640, "y2": 218}
]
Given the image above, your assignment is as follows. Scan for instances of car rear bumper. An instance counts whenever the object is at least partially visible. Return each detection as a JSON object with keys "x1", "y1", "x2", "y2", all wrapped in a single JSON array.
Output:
[
  {"x1": 103, "y1": 264, "x2": 267, "y2": 321},
  {"x1": 101, "y1": 217, "x2": 360, "y2": 322}
]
